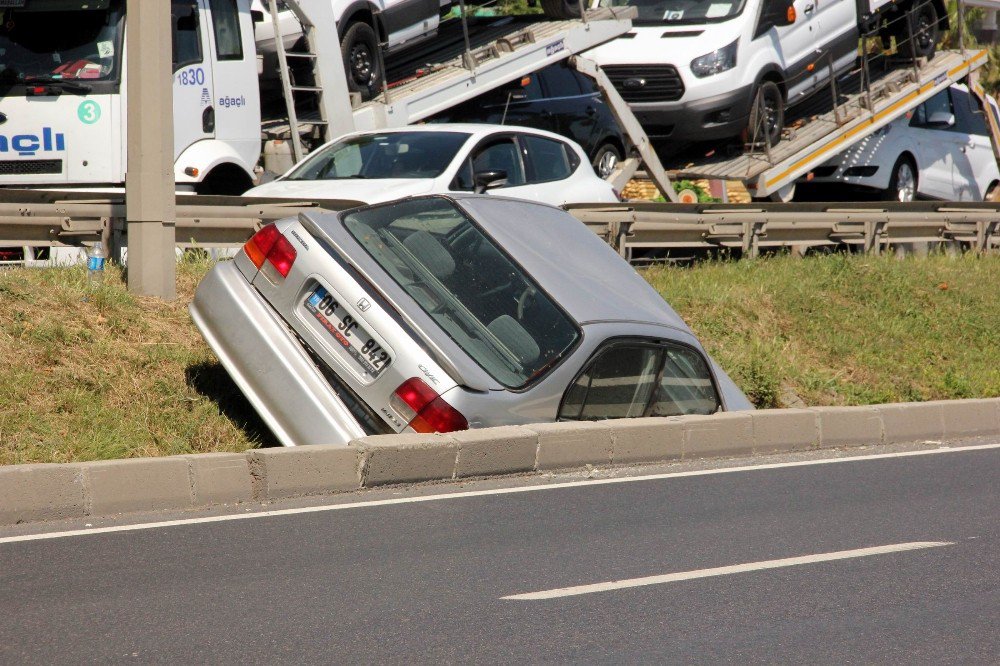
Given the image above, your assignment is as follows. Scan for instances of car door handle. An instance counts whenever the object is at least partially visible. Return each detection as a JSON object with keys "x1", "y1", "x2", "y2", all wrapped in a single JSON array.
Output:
[{"x1": 803, "y1": 3, "x2": 814, "y2": 12}]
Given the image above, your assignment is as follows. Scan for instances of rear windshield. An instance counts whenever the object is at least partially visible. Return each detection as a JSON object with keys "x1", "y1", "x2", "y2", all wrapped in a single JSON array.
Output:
[
  {"x1": 342, "y1": 197, "x2": 580, "y2": 388},
  {"x1": 285, "y1": 132, "x2": 469, "y2": 181}
]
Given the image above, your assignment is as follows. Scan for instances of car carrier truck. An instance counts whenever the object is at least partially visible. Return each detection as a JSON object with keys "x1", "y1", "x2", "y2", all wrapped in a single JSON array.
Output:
[{"x1": 0, "y1": 0, "x2": 633, "y2": 194}]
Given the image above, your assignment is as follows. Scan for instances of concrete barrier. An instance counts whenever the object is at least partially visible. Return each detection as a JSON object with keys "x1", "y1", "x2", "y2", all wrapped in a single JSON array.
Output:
[{"x1": 1, "y1": 399, "x2": 998, "y2": 526}]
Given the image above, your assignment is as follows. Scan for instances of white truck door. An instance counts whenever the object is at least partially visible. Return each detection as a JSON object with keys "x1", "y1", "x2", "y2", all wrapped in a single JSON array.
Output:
[
  {"x1": 206, "y1": 0, "x2": 261, "y2": 175},
  {"x1": 812, "y1": 0, "x2": 859, "y2": 88},
  {"x1": 380, "y1": 0, "x2": 441, "y2": 48},
  {"x1": 769, "y1": 0, "x2": 821, "y2": 100},
  {"x1": 172, "y1": 0, "x2": 216, "y2": 161}
]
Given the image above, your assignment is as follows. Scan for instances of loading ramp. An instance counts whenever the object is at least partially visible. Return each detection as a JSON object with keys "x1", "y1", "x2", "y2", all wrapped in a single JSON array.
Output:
[{"x1": 663, "y1": 49, "x2": 989, "y2": 200}]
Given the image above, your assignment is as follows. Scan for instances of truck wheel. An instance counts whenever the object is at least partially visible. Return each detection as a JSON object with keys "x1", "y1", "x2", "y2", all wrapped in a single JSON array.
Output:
[
  {"x1": 540, "y1": 0, "x2": 582, "y2": 20},
  {"x1": 341, "y1": 21, "x2": 382, "y2": 101},
  {"x1": 883, "y1": 156, "x2": 917, "y2": 201},
  {"x1": 907, "y1": 1, "x2": 938, "y2": 60},
  {"x1": 592, "y1": 143, "x2": 622, "y2": 179},
  {"x1": 747, "y1": 81, "x2": 783, "y2": 148}
]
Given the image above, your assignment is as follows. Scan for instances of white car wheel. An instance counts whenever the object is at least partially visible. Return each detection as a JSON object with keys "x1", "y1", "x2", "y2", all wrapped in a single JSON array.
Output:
[{"x1": 885, "y1": 158, "x2": 916, "y2": 202}]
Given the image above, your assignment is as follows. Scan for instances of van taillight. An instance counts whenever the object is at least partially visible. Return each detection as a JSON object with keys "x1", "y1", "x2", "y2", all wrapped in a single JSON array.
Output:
[
  {"x1": 244, "y1": 224, "x2": 297, "y2": 278},
  {"x1": 390, "y1": 377, "x2": 468, "y2": 433}
]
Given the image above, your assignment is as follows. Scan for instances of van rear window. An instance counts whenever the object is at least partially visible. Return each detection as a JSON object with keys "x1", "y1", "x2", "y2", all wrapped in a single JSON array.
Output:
[{"x1": 342, "y1": 197, "x2": 580, "y2": 388}]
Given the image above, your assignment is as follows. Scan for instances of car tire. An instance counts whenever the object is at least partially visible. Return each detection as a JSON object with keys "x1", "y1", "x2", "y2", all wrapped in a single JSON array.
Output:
[
  {"x1": 341, "y1": 21, "x2": 382, "y2": 101},
  {"x1": 540, "y1": 0, "x2": 582, "y2": 20},
  {"x1": 905, "y1": 1, "x2": 938, "y2": 60},
  {"x1": 984, "y1": 182, "x2": 1000, "y2": 202},
  {"x1": 592, "y1": 143, "x2": 623, "y2": 179},
  {"x1": 883, "y1": 156, "x2": 917, "y2": 202},
  {"x1": 747, "y1": 81, "x2": 784, "y2": 148}
]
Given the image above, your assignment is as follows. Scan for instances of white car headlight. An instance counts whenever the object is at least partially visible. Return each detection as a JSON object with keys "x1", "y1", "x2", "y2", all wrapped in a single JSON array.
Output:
[{"x1": 690, "y1": 40, "x2": 738, "y2": 78}]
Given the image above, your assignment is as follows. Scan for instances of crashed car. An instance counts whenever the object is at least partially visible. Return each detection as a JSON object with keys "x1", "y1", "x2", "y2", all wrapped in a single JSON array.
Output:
[{"x1": 190, "y1": 195, "x2": 751, "y2": 446}]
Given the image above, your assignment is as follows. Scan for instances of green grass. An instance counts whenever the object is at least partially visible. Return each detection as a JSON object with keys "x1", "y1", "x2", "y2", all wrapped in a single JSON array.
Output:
[
  {"x1": 641, "y1": 253, "x2": 1000, "y2": 409},
  {"x1": 1, "y1": 252, "x2": 998, "y2": 464}
]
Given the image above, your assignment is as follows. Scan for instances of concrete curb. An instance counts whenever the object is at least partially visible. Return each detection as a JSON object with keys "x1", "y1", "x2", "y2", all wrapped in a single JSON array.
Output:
[{"x1": 1, "y1": 399, "x2": 998, "y2": 525}]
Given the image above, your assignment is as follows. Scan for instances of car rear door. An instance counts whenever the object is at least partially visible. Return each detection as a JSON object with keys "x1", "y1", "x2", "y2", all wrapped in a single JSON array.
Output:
[{"x1": 537, "y1": 62, "x2": 597, "y2": 152}]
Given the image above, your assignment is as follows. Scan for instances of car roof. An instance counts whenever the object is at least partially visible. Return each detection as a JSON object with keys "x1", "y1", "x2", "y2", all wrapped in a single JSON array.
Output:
[
  {"x1": 443, "y1": 194, "x2": 691, "y2": 330},
  {"x1": 333, "y1": 123, "x2": 587, "y2": 150}
]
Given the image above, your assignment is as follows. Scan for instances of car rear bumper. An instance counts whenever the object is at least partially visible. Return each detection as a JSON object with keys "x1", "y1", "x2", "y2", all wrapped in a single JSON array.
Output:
[{"x1": 190, "y1": 261, "x2": 366, "y2": 447}]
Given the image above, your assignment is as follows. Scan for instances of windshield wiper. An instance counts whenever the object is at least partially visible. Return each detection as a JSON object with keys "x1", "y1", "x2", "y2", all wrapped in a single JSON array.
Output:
[{"x1": 26, "y1": 80, "x2": 93, "y2": 95}]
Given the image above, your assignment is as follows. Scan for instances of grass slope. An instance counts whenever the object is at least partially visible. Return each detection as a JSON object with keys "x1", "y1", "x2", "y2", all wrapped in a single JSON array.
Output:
[
  {"x1": 0, "y1": 253, "x2": 997, "y2": 464},
  {"x1": 642, "y1": 254, "x2": 1000, "y2": 408}
]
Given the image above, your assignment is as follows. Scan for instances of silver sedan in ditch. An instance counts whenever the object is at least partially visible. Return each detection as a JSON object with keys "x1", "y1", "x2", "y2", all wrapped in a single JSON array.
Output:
[{"x1": 190, "y1": 194, "x2": 751, "y2": 446}]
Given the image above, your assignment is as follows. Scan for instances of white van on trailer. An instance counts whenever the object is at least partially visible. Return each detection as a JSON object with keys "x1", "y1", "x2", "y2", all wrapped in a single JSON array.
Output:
[
  {"x1": 0, "y1": 0, "x2": 634, "y2": 195},
  {"x1": 584, "y1": 0, "x2": 946, "y2": 146}
]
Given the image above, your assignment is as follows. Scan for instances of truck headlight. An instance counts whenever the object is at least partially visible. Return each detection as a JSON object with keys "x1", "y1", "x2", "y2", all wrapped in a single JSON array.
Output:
[{"x1": 690, "y1": 40, "x2": 738, "y2": 78}]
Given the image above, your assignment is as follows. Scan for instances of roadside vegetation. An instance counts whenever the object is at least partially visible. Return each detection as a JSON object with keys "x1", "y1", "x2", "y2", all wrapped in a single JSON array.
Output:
[{"x1": 1, "y1": 252, "x2": 998, "y2": 464}]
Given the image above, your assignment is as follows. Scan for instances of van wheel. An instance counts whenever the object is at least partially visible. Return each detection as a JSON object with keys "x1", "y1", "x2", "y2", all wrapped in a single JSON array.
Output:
[
  {"x1": 341, "y1": 21, "x2": 382, "y2": 101},
  {"x1": 747, "y1": 81, "x2": 783, "y2": 148},
  {"x1": 883, "y1": 156, "x2": 917, "y2": 201},
  {"x1": 984, "y1": 181, "x2": 1000, "y2": 201},
  {"x1": 540, "y1": 0, "x2": 582, "y2": 20},
  {"x1": 907, "y1": 1, "x2": 938, "y2": 60},
  {"x1": 592, "y1": 143, "x2": 622, "y2": 179}
]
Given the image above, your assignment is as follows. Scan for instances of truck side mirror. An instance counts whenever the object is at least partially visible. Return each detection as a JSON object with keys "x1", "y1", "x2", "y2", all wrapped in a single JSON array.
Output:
[{"x1": 474, "y1": 169, "x2": 508, "y2": 193}]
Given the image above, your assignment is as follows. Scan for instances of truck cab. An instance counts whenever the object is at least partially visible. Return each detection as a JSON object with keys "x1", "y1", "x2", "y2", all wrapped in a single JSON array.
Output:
[
  {"x1": 0, "y1": 0, "x2": 259, "y2": 194},
  {"x1": 585, "y1": 0, "x2": 943, "y2": 147}
]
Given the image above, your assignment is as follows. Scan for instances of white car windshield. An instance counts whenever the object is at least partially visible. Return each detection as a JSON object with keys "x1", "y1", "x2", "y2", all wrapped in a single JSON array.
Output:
[
  {"x1": 342, "y1": 197, "x2": 581, "y2": 388},
  {"x1": 0, "y1": 0, "x2": 123, "y2": 85},
  {"x1": 285, "y1": 132, "x2": 470, "y2": 181},
  {"x1": 609, "y1": 0, "x2": 747, "y2": 25}
]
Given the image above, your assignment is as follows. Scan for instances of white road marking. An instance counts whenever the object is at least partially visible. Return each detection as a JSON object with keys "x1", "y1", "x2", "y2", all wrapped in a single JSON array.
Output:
[
  {"x1": 0, "y1": 442, "x2": 997, "y2": 546},
  {"x1": 502, "y1": 541, "x2": 955, "y2": 600}
]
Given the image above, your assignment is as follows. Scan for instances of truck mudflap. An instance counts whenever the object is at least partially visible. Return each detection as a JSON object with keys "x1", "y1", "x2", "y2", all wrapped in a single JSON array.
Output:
[{"x1": 190, "y1": 260, "x2": 367, "y2": 447}]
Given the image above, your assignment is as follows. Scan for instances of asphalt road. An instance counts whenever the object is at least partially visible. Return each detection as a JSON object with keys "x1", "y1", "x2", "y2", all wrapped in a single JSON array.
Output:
[{"x1": 1, "y1": 443, "x2": 997, "y2": 664}]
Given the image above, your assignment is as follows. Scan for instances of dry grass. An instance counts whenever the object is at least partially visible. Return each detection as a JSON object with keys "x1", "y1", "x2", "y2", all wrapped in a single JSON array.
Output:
[
  {"x1": 643, "y1": 252, "x2": 1000, "y2": 408},
  {"x1": 0, "y1": 257, "x2": 268, "y2": 465},
  {"x1": 1, "y1": 251, "x2": 998, "y2": 464}
]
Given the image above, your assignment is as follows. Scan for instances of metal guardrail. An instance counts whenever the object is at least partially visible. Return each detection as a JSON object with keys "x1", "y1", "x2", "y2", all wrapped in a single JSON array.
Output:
[
  {"x1": 1, "y1": 192, "x2": 999, "y2": 264},
  {"x1": 564, "y1": 201, "x2": 1000, "y2": 258},
  {"x1": 0, "y1": 190, "x2": 363, "y2": 255}
]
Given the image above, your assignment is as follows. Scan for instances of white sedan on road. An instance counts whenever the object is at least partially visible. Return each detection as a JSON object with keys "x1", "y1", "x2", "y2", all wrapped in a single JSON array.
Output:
[
  {"x1": 799, "y1": 84, "x2": 1000, "y2": 202},
  {"x1": 245, "y1": 124, "x2": 620, "y2": 206}
]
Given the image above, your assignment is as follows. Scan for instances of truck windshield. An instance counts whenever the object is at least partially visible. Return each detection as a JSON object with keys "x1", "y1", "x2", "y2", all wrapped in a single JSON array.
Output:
[
  {"x1": 609, "y1": 0, "x2": 747, "y2": 25},
  {"x1": 0, "y1": 1, "x2": 123, "y2": 85},
  {"x1": 285, "y1": 132, "x2": 470, "y2": 181},
  {"x1": 342, "y1": 197, "x2": 581, "y2": 389}
]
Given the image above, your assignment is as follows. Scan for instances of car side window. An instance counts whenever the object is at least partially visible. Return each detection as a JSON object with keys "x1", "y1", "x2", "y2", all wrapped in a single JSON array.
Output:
[
  {"x1": 471, "y1": 139, "x2": 526, "y2": 187},
  {"x1": 559, "y1": 341, "x2": 721, "y2": 421},
  {"x1": 520, "y1": 134, "x2": 576, "y2": 183},
  {"x1": 910, "y1": 89, "x2": 954, "y2": 130},
  {"x1": 560, "y1": 344, "x2": 661, "y2": 420},
  {"x1": 649, "y1": 346, "x2": 720, "y2": 416},
  {"x1": 209, "y1": 0, "x2": 243, "y2": 61},
  {"x1": 951, "y1": 88, "x2": 989, "y2": 137},
  {"x1": 172, "y1": 0, "x2": 203, "y2": 70},
  {"x1": 540, "y1": 62, "x2": 584, "y2": 98}
]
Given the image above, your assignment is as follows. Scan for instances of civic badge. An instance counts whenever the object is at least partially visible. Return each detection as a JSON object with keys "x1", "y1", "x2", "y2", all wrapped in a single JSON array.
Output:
[{"x1": 357, "y1": 297, "x2": 371, "y2": 312}]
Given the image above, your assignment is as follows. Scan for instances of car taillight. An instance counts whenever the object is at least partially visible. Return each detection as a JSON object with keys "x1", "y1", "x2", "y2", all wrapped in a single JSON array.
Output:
[
  {"x1": 244, "y1": 223, "x2": 297, "y2": 278},
  {"x1": 390, "y1": 377, "x2": 468, "y2": 433}
]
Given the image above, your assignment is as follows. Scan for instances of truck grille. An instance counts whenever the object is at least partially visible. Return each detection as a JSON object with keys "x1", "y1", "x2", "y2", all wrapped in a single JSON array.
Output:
[
  {"x1": 603, "y1": 65, "x2": 685, "y2": 103},
  {"x1": 0, "y1": 159, "x2": 62, "y2": 175}
]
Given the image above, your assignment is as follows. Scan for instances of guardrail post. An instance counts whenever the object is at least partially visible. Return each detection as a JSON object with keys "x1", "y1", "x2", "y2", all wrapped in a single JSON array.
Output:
[
  {"x1": 864, "y1": 220, "x2": 887, "y2": 254},
  {"x1": 975, "y1": 220, "x2": 999, "y2": 253},
  {"x1": 125, "y1": 0, "x2": 176, "y2": 299},
  {"x1": 742, "y1": 220, "x2": 764, "y2": 259}
]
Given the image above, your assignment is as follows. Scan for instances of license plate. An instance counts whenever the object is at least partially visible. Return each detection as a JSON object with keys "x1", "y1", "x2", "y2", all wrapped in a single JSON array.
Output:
[{"x1": 305, "y1": 287, "x2": 391, "y2": 378}]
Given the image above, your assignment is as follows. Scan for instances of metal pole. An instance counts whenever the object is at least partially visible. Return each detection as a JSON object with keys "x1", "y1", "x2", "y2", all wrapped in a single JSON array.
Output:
[
  {"x1": 828, "y1": 51, "x2": 842, "y2": 126},
  {"x1": 906, "y1": 9, "x2": 920, "y2": 83},
  {"x1": 459, "y1": 0, "x2": 475, "y2": 73},
  {"x1": 125, "y1": 0, "x2": 176, "y2": 299},
  {"x1": 958, "y1": 0, "x2": 966, "y2": 56}
]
